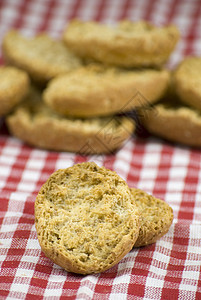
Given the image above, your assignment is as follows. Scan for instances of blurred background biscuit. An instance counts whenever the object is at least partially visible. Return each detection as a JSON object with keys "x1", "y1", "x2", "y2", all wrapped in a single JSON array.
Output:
[
  {"x1": 174, "y1": 57, "x2": 201, "y2": 110},
  {"x1": 6, "y1": 86, "x2": 135, "y2": 153},
  {"x1": 2, "y1": 30, "x2": 81, "y2": 84},
  {"x1": 0, "y1": 66, "x2": 29, "y2": 116},
  {"x1": 137, "y1": 76, "x2": 201, "y2": 147},
  {"x1": 63, "y1": 20, "x2": 179, "y2": 68},
  {"x1": 43, "y1": 64, "x2": 170, "y2": 117}
]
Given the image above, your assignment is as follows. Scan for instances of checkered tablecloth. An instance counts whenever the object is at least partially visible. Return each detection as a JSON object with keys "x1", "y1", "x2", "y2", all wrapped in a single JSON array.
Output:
[{"x1": 0, "y1": 0, "x2": 201, "y2": 299}]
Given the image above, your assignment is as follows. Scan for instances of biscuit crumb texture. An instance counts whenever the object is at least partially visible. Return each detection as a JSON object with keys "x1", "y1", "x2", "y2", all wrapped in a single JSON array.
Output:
[
  {"x1": 130, "y1": 188, "x2": 173, "y2": 247},
  {"x1": 35, "y1": 162, "x2": 140, "y2": 274},
  {"x1": 2, "y1": 30, "x2": 81, "y2": 83},
  {"x1": 0, "y1": 66, "x2": 29, "y2": 116},
  {"x1": 63, "y1": 20, "x2": 179, "y2": 67}
]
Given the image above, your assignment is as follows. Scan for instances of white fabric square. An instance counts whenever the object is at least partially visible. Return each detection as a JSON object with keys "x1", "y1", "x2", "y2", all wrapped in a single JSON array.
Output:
[
  {"x1": 21, "y1": 169, "x2": 41, "y2": 182},
  {"x1": 17, "y1": 182, "x2": 36, "y2": 193}
]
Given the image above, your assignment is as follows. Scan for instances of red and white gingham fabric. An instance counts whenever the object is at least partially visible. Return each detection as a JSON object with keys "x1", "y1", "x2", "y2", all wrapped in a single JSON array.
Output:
[{"x1": 0, "y1": 0, "x2": 201, "y2": 299}]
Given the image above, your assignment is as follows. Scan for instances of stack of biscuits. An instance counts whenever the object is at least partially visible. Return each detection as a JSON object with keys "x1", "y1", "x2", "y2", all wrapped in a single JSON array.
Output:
[
  {"x1": 0, "y1": 20, "x2": 183, "y2": 153},
  {"x1": 35, "y1": 161, "x2": 174, "y2": 274}
]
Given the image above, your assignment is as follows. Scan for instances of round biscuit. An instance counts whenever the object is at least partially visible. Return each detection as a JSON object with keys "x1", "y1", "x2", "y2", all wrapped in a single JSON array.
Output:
[
  {"x1": 35, "y1": 162, "x2": 140, "y2": 274},
  {"x1": 63, "y1": 20, "x2": 179, "y2": 68},
  {"x1": 2, "y1": 30, "x2": 81, "y2": 84}
]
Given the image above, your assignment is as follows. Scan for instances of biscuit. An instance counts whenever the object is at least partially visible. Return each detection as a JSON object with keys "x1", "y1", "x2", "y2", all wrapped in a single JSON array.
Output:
[
  {"x1": 2, "y1": 30, "x2": 81, "y2": 84},
  {"x1": 6, "y1": 87, "x2": 135, "y2": 153},
  {"x1": 137, "y1": 88, "x2": 201, "y2": 147},
  {"x1": 63, "y1": 20, "x2": 179, "y2": 68},
  {"x1": 43, "y1": 64, "x2": 170, "y2": 117},
  {"x1": 34, "y1": 162, "x2": 140, "y2": 274},
  {"x1": 0, "y1": 66, "x2": 29, "y2": 116},
  {"x1": 130, "y1": 188, "x2": 173, "y2": 247},
  {"x1": 174, "y1": 57, "x2": 201, "y2": 110}
]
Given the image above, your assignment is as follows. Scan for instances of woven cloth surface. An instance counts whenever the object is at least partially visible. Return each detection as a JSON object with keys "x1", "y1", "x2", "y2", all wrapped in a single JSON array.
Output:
[{"x1": 0, "y1": 0, "x2": 201, "y2": 299}]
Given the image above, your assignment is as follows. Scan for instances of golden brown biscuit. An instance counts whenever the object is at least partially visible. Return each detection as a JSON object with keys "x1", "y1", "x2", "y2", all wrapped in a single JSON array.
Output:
[
  {"x1": 6, "y1": 87, "x2": 135, "y2": 153},
  {"x1": 130, "y1": 188, "x2": 173, "y2": 247},
  {"x1": 43, "y1": 64, "x2": 170, "y2": 117},
  {"x1": 2, "y1": 30, "x2": 81, "y2": 84},
  {"x1": 63, "y1": 20, "x2": 179, "y2": 68},
  {"x1": 138, "y1": 92, "x2": 201, "y2": 147},
  {"x1": 0, "y1": 66, "x2": 29, "y2": 116},
  {"x1": 174, "y1": 57, "x2": 201, "y2": 110},
  {"x1": 34, "y1": 162, "x2": 140, "y2": 274}
]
